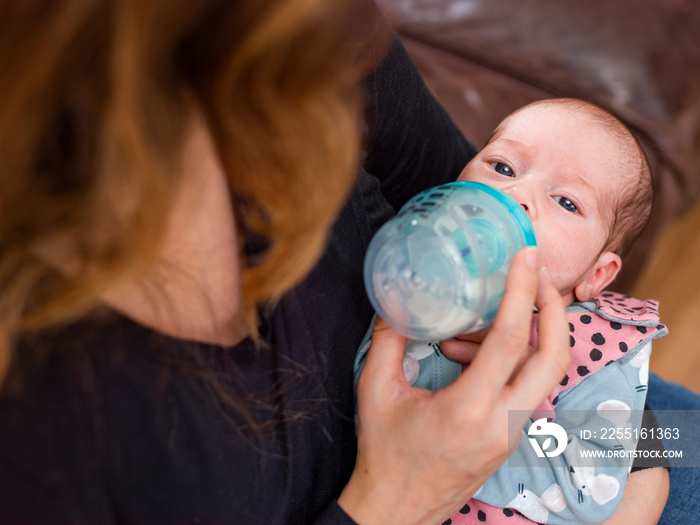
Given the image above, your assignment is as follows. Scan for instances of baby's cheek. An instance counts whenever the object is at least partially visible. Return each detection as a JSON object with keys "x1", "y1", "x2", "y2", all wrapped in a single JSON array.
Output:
[{"x1": 538, "y1": 241, "x2": 588, "y2": 294}]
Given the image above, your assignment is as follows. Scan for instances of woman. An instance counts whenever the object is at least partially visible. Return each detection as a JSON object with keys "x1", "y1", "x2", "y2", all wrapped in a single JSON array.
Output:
[{"x1": 0, "y1": 1, "x2": 571, "y2": 523}]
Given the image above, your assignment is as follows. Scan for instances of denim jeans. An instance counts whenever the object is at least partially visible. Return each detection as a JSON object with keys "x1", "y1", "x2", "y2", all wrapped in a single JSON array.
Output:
[{"x1": 646, "y1": 373, "x2": 700, "y2": 524}]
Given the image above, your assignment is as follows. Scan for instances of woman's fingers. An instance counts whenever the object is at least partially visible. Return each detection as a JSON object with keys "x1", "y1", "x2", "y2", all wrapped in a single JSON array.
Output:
[
  {"x1": 357, "y1": 316, "x2": 409, "y2": 399},
  {"x1": 448, "y1": 247, "x2": 540, "y2": 403},
  {"x1": 508, "y1": 267, "x2": 571, "y2": 411}
]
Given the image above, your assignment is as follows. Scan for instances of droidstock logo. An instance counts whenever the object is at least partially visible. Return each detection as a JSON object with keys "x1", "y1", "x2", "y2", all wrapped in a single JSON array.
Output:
[{"x1": 527, "y1": 418, "x2": 568, "y2": 458}]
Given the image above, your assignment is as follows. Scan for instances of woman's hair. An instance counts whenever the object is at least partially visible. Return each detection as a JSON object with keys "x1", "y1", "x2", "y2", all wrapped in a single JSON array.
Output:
[{"x1": 0, "y1": 0, "x2": 386, "y2": 382}]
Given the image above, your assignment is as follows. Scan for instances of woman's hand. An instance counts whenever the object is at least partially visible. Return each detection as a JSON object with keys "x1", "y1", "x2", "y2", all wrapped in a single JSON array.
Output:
[{"x1": 338, "y1": 247, "x2": 571, "y2": 525}]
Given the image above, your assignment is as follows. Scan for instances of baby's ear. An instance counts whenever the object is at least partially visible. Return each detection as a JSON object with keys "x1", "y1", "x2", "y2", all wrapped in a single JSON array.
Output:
[{"x1": 574, "y1": 251, "x2": 622, "y2": 302}]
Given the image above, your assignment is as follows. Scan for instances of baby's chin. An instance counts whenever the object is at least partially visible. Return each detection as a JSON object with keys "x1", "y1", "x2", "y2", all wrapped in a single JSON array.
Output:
[
  {"x1": 542, "y1": 266, "x2": 586, "y2": 305},
  {"x1": 557, "y1": 286, "x2": 577, "y2": 307}
]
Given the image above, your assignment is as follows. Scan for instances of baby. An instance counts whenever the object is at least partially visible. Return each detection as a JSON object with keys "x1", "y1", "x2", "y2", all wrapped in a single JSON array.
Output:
[{"x1": 355, "y1": 98, "x2": 668, "y2": 525}]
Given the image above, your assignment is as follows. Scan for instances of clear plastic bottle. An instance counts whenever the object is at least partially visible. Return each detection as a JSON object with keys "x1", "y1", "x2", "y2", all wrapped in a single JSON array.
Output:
[{"x1": 364, "y1": 181, "x2": 537, "y2": 340}]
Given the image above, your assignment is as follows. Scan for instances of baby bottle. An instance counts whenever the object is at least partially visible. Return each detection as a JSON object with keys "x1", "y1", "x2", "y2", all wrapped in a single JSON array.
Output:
[{"x1": 364, "y1": 181, "x2": 537, "y2": 340}]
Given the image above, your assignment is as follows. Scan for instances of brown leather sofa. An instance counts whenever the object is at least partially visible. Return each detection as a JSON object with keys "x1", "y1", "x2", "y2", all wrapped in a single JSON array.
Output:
[{"x1": 377, "y1": 0, "x2": 700, "y2": 292}]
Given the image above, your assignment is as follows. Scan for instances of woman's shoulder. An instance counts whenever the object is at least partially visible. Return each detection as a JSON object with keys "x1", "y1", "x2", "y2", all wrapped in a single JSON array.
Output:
[
  {"x1": 0, "y1": 313, "x2": 144, "y2": 519},
  {"x1": 0, "y1": 311, "x2": 256, "y2": 521},
  {"x1": 0, "y1": 313, "x2": 159, "y2": 452}
]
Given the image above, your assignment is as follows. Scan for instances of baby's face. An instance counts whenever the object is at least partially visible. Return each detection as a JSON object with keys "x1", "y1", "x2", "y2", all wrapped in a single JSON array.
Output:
[{"x1": 457, "y1": 104, "x2": 623, "y2": 303}]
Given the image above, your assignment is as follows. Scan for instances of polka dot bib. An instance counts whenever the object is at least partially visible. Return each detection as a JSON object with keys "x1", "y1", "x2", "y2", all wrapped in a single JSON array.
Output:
[{"x1": 531, "y1": 291, "x2": 668, "y2": 414}]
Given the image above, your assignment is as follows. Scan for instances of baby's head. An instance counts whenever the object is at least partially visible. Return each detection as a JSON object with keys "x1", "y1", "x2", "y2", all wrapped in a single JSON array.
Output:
[{"x1": 457, "y1": 98, "x2": 652, "y2": 305}]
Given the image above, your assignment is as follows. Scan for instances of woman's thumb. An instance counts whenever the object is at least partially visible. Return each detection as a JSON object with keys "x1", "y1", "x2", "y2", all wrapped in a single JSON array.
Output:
[{"x1": 358, "y1": 317, "x2": 409, "y2": 392}]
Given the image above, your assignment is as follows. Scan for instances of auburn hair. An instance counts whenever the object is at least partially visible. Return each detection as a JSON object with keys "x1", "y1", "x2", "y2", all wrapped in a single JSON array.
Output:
[{"x1": 0, "y1": 0, "x2": 386, "y2": 383}]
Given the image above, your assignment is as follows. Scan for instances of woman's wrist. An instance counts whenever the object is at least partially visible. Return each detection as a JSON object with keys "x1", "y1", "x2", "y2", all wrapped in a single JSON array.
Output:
[
  {"x1": 337, "y1": 463, "x2": 469, "y2": 525},
  {"x1": 337, "y1": 468, "x2": 391, "y2": 525}
]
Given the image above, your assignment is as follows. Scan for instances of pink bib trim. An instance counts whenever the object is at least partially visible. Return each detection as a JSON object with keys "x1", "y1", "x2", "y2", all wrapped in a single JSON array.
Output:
[{"x1": 530, "y1": 291, "x2": 667, "y2": 415}]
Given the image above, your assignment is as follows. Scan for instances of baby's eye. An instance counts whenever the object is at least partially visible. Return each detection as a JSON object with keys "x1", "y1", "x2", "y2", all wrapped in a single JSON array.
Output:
[
  {"x1": 491, "y1": 162, "x2": 515, "y2": 177},
  {"x1": 554, "y1": 196, "x2": 579, "y2": 213}
]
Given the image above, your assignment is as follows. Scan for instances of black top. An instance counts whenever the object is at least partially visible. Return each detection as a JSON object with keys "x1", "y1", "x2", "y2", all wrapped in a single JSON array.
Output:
[{"x1": 0, "y1": 36, "x2": 475, "y2": 525}]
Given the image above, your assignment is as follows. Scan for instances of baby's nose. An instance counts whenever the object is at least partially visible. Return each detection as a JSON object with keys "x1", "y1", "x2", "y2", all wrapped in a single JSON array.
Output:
[{"x1": 520, "y1": 203, "x2": 529, "y2": 212}]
